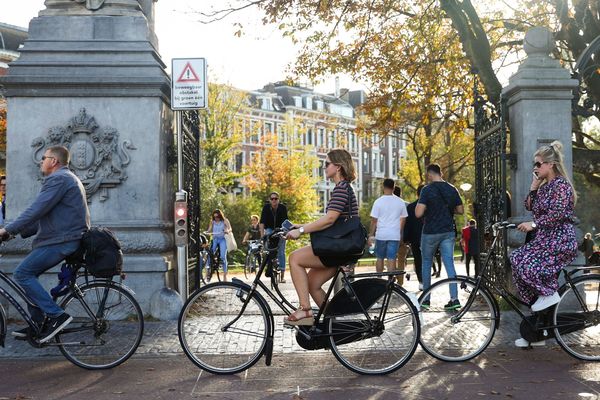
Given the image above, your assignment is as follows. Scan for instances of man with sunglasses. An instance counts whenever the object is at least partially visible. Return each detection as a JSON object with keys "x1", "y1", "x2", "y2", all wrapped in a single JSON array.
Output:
[
  {"x1": 0, "y1": 146, "x2": 90, "y2": 343},
  {"x1": 259, "y1": 191, "x2": 289, "y2": 282}
]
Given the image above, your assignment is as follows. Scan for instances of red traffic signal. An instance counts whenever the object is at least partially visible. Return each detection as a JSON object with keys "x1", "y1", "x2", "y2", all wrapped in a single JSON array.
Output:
[{"x1": 174, "y1": 200, "x2": 188, "y2": 246}]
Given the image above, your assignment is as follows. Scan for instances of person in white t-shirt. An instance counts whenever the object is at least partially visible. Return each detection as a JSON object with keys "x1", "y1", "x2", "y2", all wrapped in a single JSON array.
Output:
[{"x1": 368, "y1": 178, "x2": 408, "y2": 273}]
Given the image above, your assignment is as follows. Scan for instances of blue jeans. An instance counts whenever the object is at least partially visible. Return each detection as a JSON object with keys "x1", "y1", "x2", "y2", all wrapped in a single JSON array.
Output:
[
  {"x1": 375, "y1": 240, "x2": 400, "y2": 260},
  {"x1": 265, "y1": 228, "x2": 286, "y2": 270},
  {"x1": 13, "y1": 240, "x2": 80, "y2": 323},
  {"x1": 421, "y1": 232, "x2": 457, "y2": 300},
  {"x1": 211, "y1": 236, "x2": 228, "y2": 273}
]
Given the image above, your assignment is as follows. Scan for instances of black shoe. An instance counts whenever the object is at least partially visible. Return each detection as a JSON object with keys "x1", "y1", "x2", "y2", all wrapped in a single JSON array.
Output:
[
  {"x1": 11, "y1": 327, "x2": 28, "y2": 339},
  {"x1": 39, "y1": 313, "x2": 73, "y2": 344},
  {"x1": 444, "y1": 299, "x2": 461, "y2": 311}
]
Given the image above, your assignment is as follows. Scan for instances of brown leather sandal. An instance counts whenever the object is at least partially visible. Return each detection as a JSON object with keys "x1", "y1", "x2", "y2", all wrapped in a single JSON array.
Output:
[{"x1": 284, "y1": 306, "x2": 313, "y2": 326}]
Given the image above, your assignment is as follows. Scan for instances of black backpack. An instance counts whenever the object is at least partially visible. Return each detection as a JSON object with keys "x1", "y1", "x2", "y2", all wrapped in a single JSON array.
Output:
[{"x1": 81, "y1": 227, "x2": 123, "y2": 278}]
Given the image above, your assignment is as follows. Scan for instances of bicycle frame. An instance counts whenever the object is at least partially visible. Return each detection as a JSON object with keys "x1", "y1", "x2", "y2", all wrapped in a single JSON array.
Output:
[
  {"x1": 453, "y1": 225, "x2": 593, "y2": 334},
  {"x1": 224, "y1": 232, "x2": 407, "y2": 345},
  {"x1": 0, "y1": 269, "x2": 43, "y2": 343}
]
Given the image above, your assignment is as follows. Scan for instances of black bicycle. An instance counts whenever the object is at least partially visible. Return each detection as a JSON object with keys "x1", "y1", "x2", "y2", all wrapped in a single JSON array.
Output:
[
  {"x1": 178, "y1": 229, "x2": 420, "y2": 375},
  {"x1": 243, "y1": 239, "x2": 262, "y2": 279},
  {"x1": 0, "y1": 245, "x2": 144, "y2": 369},
  {"x1": 201, "y1": 232, "x2": 224, "y2": 283},
  {"x1": 418, "y1": 221, "x2": 600, "y2": 362}
]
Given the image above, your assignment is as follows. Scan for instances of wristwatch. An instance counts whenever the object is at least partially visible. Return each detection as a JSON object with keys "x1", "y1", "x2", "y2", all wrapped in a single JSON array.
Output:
[
  {"x1": 299, "y1": 226, "x2": 305, "y2": 234},
  {"x1": 531, "y1": 222, "x2": 537, "y2": 229}
]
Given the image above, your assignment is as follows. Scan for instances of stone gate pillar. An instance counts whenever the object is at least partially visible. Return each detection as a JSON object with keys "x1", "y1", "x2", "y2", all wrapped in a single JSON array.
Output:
[
  {"x1": 0, "y1": 0, "x2": 175, "y2": 315},
  {"x1": 502, "y1": 27, "x2": 578, "y2": 218}
]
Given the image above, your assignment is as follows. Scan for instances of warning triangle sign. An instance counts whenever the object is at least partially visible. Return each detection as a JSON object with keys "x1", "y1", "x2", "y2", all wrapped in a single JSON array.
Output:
[{"x1": 177, "y1": 62, "x2": 201, "y2": 83}]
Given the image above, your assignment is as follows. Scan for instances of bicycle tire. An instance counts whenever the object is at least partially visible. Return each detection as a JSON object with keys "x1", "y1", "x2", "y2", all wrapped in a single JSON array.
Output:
[
  {"x1": 57, "y1": 281, "x2": 144, "y2": 370},
  {"x1": 215, "y1": 258, "x2": 222, "y2": 282},
  {"x1": 328, "y1": 284, "x2": 420, "y2": 375},
  {"x1": 418, "y1": 277, "x2": 497, "y2": 362},
  {"x1": 553, "y1": 275, "x2": 600, "y2": 361},
  {"x1": 199, "y1": 250, "x2": 209, "y2": 286},
  {"x1": 244, "y1": 253, "x2": 251, "y2": 279},
  {"x1": 178, "y1": 282, "x2": 271, "y2": 374},
  {"x1": 205, "y1": 254, "x2": 214, "y2": 283}
]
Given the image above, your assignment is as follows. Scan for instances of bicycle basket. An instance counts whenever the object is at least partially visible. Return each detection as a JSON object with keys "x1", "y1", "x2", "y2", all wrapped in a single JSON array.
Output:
[{"x1": 324, "y1": 278, "x2": 387, "y2": 317}]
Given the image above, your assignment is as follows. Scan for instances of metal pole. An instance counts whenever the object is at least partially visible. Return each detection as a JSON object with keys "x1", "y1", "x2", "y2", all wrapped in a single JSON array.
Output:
[{"x1": 175, "y1": 111, "x2": 188, "y2": 299}]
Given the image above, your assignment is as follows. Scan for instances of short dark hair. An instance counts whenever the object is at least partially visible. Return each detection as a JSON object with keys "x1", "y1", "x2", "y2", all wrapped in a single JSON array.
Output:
[
  {"x1": 426, "y1": 163, "x2": 442, "y2": 176},
  {"x1": 383, "y1": 178, "x2": 395, "y2": 190},
  {"x1": 47, "y1": 145, "x2": 70, "y2": 165},
  {"x1": 393, "y1": 186, "x2": 401, "y2": 197},
  {"x1": 469, "y1": 219, "x2": 476, "y2": 226},
  {"x1": 416, "y1": 184, "x2": 425, "y2": 196}
]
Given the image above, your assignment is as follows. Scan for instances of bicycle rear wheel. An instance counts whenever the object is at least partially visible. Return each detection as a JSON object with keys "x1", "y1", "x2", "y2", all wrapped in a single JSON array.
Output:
[
  {"x1": 328, "y1": 285, "x2": 419, "y2": 375},
  {"x1": 419, "y1": 278, "x2": 497, "y2": 362},
  {"x1": 178, "y1": 282, "x2": 271, "y2": 374},
  {"x1": 244, "y1": 253, "x2": 252, "y2": 279},
  {"x1": 57, "y1": 281, "x2": 144, "y2": 369},
  {"x1": 554, "y1": 276, "x2": 600, "y2": 361}
]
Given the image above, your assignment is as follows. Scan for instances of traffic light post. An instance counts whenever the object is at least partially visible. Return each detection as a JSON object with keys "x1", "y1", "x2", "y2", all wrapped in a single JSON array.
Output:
[
  {"x1": 174, "y1": 190, "x2": 188, "y2": 299},
  {"x1": 175, "y1": 109, "x2": 188, "y2": 300}
]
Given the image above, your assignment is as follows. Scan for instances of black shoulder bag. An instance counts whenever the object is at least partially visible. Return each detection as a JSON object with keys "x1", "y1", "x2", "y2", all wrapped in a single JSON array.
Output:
[{"x1": 310, "y1": 184, "x2": 367, "y2": 258}]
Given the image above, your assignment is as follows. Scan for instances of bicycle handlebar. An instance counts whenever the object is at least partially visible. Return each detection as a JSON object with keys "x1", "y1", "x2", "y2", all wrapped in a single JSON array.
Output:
[{"x1": 492, "y1": 221, "x2": 517, "y2": 230}]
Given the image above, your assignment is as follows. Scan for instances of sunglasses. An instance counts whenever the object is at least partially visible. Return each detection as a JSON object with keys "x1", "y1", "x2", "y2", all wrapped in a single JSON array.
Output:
[
  {"x1": 325, "y1": 161, "x2": 336, "y2": 168},
  {"x1": 213, "y1": 215, "x2": 220, "y2": 218},
  {"x1": 41, "y1": 156, "x2": 56, "y2": 161},
  {"x1": 270, "y1": 197, "x2": 279, "y2": 201},
  {"x1": 533, "y1": 161, "x2": 548, "y2": 169}
]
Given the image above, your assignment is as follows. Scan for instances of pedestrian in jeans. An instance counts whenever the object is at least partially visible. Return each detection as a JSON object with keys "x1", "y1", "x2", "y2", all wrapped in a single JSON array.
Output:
[
  {"x1": 416, "y1": 164, "x2": 463, "y2": 310},
  {"x1": 2, "y1": 146, "x2": 90, "y2": 343},
  {"x1": 259, "y1": 191, "x2": 289, "y2": 283},
  {"x1": 207, "y1": 209, "x2": 232, "y2": 281},
  {"x1": 368, "y1": 179, "x2": 407, "y2": 275}
]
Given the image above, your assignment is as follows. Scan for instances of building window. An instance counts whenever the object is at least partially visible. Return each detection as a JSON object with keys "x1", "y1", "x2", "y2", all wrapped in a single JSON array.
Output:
[
  {"x1": 250, "y1": 120, "x2": 260, "y2": 144},
  {"x1": 380, "y1": 153, "x2": 385, "y2": 173},
  {"x1": 392, "y1": 154, "x2": 398, "y2": 176},
  {"x1": 318, "y1": 159, "x2": 325, "y2": 180},
  {"x1": 306, "y1": 127, "x2": 313, "y2": 145},
  {"x1": 235, "y1": 152, "x2": 244, "y2": 172},
  {"x1": 277, "y1": 124, "x2": 286, "y2": 147},
  {"x1": 317, "y1": 127, "x2": 325, "y2": 147},
  {"x1": 328, "y1": 130, "x2": 336, "y2": 148},
  {"x1": 350, "y1": 132, "x2": 356, "y2": 152},
  {"x1": 363, "y1": 152, "x2": 369, "y2": 173}
]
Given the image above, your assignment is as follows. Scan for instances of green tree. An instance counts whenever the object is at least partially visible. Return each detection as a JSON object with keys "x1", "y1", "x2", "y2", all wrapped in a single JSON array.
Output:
[{"x1": 242, "y1": 123, "x2": 319, "y2": 223}]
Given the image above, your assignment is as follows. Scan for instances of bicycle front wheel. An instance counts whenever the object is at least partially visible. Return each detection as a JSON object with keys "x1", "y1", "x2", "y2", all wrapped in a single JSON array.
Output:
[
  {"x1": 328, "y1": 285, "x2": 420, "y2": 375},
  {"x1": 554, "y1": 276, "x2": 600, "y2": 361},
  {"x1": 419, "y1": 278, "x2": 497, "y2": 362},
  {"x1": 57, "y1": 281, "x2": 144, "y2": 369},
  {"x1": 178, "y1": 282, "x2": 271, "y2": 374}
]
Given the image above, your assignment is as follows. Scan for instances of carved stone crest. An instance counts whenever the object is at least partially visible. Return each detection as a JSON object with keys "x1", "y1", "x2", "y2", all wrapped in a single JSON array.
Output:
[{"x1": 31, "y1": 108, "x2": 136, "y2": 202}]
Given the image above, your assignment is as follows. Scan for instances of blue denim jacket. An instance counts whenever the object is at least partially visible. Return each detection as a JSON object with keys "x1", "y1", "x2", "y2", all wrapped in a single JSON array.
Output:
[{"x1": 6, "y1": 167, "x2": 90, "y2": 248}]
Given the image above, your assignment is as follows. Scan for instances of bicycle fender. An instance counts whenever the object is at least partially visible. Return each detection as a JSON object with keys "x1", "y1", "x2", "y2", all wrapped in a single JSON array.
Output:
[{"x1": 0, "y1": 303, "x2": 6, "y2": 347}]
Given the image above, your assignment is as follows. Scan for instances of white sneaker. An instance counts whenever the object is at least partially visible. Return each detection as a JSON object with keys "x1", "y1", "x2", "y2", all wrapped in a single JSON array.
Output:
[
  {"x1": 514, "y1": 337, "x2": 546, "y2": 348},
  {"x1": 531, "y1": 292, "x2": 561, "y2": 312},
  {"x1": 418, "y1": 283, "x2": 423, "y2": 291}
]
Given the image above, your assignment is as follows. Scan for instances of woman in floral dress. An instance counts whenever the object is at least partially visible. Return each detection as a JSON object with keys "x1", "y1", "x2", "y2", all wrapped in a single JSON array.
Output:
[{"x1": 510, "y1": 141, "x2": 578, "y2": 347}]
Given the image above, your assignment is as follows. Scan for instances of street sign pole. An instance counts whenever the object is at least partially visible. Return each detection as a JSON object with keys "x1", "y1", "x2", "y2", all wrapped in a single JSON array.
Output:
[{"x1": 171, "y1": 58, "x2": 207, "y2": 300}]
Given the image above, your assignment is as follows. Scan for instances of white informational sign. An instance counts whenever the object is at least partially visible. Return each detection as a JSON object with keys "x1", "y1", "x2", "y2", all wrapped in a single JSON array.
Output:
[{"x1": 171, "y1": 58, "x2": 208, "y2": 110}]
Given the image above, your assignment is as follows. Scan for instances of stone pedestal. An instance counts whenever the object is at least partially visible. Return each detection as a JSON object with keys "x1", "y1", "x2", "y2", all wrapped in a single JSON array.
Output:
[
  {"x1": 502, "y1": 27, "x2": 578, "y2": 218},
  {"x1": 0, "y1": 3, "x2": 174, "y2": 316}
]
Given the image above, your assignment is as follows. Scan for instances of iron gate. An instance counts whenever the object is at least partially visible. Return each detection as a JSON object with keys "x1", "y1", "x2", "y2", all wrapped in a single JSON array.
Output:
[
  {"x1": 181, "y1": 110, "x2": 202, "y2": 291},
  {"x1": 474, "y1": 93, "x2": 509, "y2": 286}
]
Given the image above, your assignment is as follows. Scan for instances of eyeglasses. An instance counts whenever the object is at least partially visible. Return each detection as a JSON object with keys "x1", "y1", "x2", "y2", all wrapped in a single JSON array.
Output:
[
  {"x1": 533, "y1": 161, "x2": 548, "y2": 168},
  {"x1": 41, "y1": 156, "x2": 55, "y2": 161},
  {"x1": 270, "y1": 197, "x2": 279, "y2": 201}
]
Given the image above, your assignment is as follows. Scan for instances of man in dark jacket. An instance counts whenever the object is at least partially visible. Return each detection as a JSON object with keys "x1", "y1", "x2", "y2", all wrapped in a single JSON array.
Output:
[
  {"x1": 260, "y1": 191, "x2": 288, "y2": 282},
  {"x1": 1, "y1": 146, "x2": 90, "y2": 343},
  {"x1": 403, "y1": 185, "x2": 424, "y2": 290}
]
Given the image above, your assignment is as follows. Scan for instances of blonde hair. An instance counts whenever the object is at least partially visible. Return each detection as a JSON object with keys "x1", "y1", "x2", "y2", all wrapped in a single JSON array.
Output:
[
  {"x1": 327, "y1": 148, "x2": 356, "y2": 182},
  {"x1": 534, "y1": 140, "x2": 577, "y2": 204}
]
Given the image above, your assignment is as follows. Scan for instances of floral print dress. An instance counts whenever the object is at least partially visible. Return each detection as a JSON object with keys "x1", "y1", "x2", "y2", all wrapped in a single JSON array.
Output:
[{"x1": 509, "y1": 175, "x2": 577, "y2": 305}]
